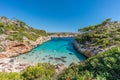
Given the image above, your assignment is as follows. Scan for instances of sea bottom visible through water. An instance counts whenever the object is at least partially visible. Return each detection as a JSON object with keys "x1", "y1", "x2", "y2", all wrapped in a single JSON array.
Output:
[{"x1": 16, "y1": 37, "x2": 86, "y2": 67}]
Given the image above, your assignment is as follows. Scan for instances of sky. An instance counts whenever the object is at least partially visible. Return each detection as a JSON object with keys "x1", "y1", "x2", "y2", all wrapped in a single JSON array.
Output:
[{"x1": 0, "y1": 0, "x2": 120, "y2": 32}]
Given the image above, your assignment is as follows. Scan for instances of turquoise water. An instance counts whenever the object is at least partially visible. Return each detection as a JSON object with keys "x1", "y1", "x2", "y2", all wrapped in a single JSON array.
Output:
[{"x1": 16, "y1": 37, "x2": 86, "y2": 67}]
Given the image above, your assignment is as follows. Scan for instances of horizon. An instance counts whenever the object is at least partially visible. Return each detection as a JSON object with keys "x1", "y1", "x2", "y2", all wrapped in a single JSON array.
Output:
[{"x1": 0, "y1": 0, "x2": 120, "y2": 32}]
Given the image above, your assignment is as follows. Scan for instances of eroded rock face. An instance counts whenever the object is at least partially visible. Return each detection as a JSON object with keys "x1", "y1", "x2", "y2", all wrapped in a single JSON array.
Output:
[
  {"x1": 0, "y1": 54, "x2": 9, "y2": 58},
  {"x1": 0, "y1": 34, "x2": 75, "y2": 58},
  {"x1": 73, "y1": 41, "x2": 92, "y2": 57},
  {"x1": 0, "y1": 36, "x2": 51, "y2": 58},
  {"x1": 7, "y1": 42, "x2": 31, "y2": 56},
  {"x1": 73, "y1": 40, "x2": 116, "y2": 57}
]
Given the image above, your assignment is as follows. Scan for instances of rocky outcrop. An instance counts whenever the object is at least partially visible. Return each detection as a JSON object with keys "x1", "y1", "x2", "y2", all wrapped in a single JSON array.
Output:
[
  {"x1": 73, "y1": 40, "x2": 117, "y2": 57},
  {"x1": 55, "y1": 64, "x2": 65, "y2": 74},
  {"x1": 0, "y1": 16, "x2": 50, "y2": 58},
  {"x1": 73, "y1": 41, "x2": 92, "y2": 57},
  {"x1": 0, "y1": 33, "x2": 76, "y2": 58},
  {"x1": 0, "y1": 36, "x2": 51, "y2": 58}
]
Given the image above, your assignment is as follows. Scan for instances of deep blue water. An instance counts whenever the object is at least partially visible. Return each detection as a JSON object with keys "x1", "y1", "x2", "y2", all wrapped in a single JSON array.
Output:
[{"x1": 16, "y1": 37, "x2": 86, "y2": 66}]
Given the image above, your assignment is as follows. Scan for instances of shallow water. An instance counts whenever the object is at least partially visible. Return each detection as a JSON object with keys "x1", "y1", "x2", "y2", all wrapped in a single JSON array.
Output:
[{"x1": 16, "y1": 37, "x2": 86, "y2": 67}]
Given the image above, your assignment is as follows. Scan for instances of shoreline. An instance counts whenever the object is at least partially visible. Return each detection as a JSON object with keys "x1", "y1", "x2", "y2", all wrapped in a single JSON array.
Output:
[
  {"x1": 0, "y1": 36, "x2": 74, "y2": 73},
  {"x1": 73, "y1": 40, "x2": 117, "y2": 57},
  {"x1": 73, "y1": 41, "x2": 90, "y2": 57},
  {"x1": 0, "y1": 58, "x2": 30, "y2": 72},
  {"x1": 0, "y1": 35, "x2": 75, "y2": 58},
  {"x1": 0, "y1": 36, "x2": 51, "y2": 58},
  {"x1": 13, "y1": 36, "x2": 51, "y2": 57}
]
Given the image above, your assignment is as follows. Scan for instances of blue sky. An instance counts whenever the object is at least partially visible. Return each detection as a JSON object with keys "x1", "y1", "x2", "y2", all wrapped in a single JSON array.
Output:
[{"x1": 0, "y1": 0, "x2": 120, "y2": 32}]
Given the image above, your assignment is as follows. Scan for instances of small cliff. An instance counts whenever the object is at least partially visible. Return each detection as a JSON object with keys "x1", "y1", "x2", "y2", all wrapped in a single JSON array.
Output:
[
  {"x1": 74, "y1": 18, "x2": 120, "y2": 57},
  {"x1": 0, "y1": 16, "x2": 49, "y2": 58}
]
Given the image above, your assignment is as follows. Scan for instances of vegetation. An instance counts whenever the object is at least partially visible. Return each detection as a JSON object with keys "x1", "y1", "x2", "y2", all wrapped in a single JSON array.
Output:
[
  {"x1": 0, "y1": 48, "x2": 5, "y2": 52},
  {"x1": 48, "y1": 32, "x2": 77, "y2": 36},
  {"x1": 0, "y1": 16, "x2": 47, "y2": 41},
  {"x1": 0, "y1": 47, "x2": 120, "y2": 80},
  {"x1": 76, "y1": 18, "x2": 120, "y2": 48},
  {"x1": 0, "y1": 72, "x2": 22, "y2": 80},
  {"x1": 21, "y1": 63, "x2": 56, "y2": 80},
  {"x1": 1, "y1": 17, "x2": 120, "y2": 80},
  {"x1": 0, "y1": 63, "x2": 56, "y2": 80},
  {"x1": 78, "y1": 18, "x2": 111, "y2": 32},
  {"x1": 58, "y1": 47, "x2": 120, "y2": 80},
  {"x1": 58, "y1": 18, "x2": 120, "y2": 80}
]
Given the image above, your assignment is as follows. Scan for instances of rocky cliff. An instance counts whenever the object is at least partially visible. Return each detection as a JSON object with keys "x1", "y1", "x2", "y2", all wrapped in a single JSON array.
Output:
[
  {"x1": 74, "y1": 18, "x2": 120, "y2": 57},
  {"x1": 0, "y1": 16, "x2": 50, "y2": 58}
]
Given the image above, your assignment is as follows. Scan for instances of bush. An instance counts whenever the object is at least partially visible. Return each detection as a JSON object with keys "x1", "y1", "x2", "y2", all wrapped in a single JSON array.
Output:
[
  {"x1": 0, "y1": 17, "x2": 48, "y2": 42},
  {"x1": 0, "y1": 63, "x2": 56, "y2": 80},
  {"x1": 21, "y1": 63, "x2": 55, "y2": 80},
  {"x1": 58, "y1": 47, "x2": 120, "y2": 80},
  {"x1": 6, "y1": 33, "x2": 23, "y2": 42},
  {"x1": 0, "y1": 72, "x2": 22, "y2": 80}
]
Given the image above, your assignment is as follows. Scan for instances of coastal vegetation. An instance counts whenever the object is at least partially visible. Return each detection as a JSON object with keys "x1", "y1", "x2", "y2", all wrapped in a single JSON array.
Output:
[
  {"x1": 0, "y1": 16, "x2": 49, "y2": 58},
  {"x1": 58, "y1": 18, "x2": 120, "y2": 80},
  {"x1": 0, "y1": 63, "x2": 56, "y2": 80},
  {"x1": 58, "y1": 47, "x2": 120, "y2": 80},
  {"x1": 75, "y1": 18, "x2": 120, "y2": 56},
  {"x1": 48, "y1": 32, "x2": 77, "y2": 37},
  {"x1": 0, "y1": 16, "x2": 120, "y2": 80},
  {"x1": 76, "y1": 18, "x2": 113, "y2": 46},
  {"x1": 1, "y1": 47, "x2": 119, "y2": 80},
  {"x1": 0, "y1": 16, "x2": 47, "y2": 41},
  {"x1": 0, "y1": 72, "x2": 22, "y2": 80},
  {"x1": 22, "y1": 63, "x2": 56, "y2": 80}
]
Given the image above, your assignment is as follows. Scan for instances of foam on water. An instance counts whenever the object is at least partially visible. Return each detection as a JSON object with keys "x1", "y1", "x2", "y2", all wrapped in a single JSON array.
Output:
[{"x1": 16, "y1": 37, "x2": 86, "y2": 67}]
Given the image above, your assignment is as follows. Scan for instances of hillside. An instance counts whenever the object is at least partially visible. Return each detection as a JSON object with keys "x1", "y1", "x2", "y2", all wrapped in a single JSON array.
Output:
[
  {"x1": 58, "y1": 19, "x2": 120, "y2": 80},
  {"x1": 0, "y1": 17, "x2": 120, "y2": 80},
  {"x1": 58, "y1": 47, "x2": 120, "y2": 80},
  {"x1": 0, "y1": 16, "x2": 49, "y2": 58},
  {"x1": 74, "y1": 18, "x2": 120, "y2": 57}
]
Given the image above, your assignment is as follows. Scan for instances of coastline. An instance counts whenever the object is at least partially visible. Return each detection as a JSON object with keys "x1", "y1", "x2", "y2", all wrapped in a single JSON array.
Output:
[
  {"x1": 0, "y1": 35, "x2": 75, "y2": 58},
  {"x1": 73, "y1": 40, "x2": 91, "y2": 57},
  {"x1": 0, "y1": 36, "x2": 51, "y2": 72},
  {"x1": 0, "y1": 36, "x2": 51, "y2": 58},
  {"x1": 0, "y1": 36, "x2": 73, "y2": 73},
  {"x1": 73, "y1": 40, "x2": 117, "y2": 57}
]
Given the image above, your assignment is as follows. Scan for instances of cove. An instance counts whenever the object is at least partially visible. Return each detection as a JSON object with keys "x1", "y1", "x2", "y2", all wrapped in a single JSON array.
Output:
[{"x1": 16, "y1": 37, "x2": 86, "y2": 67}]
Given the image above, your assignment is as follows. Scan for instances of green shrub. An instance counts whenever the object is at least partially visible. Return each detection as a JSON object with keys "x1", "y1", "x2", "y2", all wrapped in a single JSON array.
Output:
[
  {"x1": 58, "y1": 47, "x2": 120, "y2": 80},
  {"x1": 0, "y1": 63, "x2": 56, "y2": 80},
  {"x1": 21, "y1": 63, "x2": 55, "y2": 80},
  {"x1": 0, "y1": 17, "x2": 48, "y2": 42},
  {"x1": 6, "y1": 33, "x2": 23, "y2": 42},
  {"x1": 0, "y1": 72, "x2": 22, "y2": 80}
]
